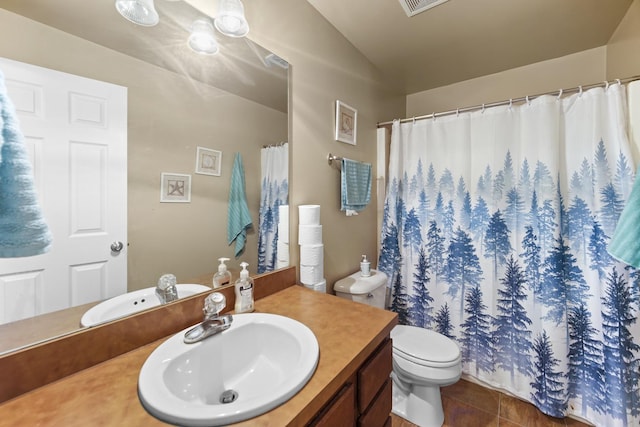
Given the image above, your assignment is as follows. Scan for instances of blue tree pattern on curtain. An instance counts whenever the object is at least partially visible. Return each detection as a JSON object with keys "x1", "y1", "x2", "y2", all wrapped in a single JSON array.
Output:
[
  {"x1": 379, "y1": 88, "x2": 640, "y2": 426},
  {"x1": 257, "y1": 143, "x2": 288, "y2": 273}
]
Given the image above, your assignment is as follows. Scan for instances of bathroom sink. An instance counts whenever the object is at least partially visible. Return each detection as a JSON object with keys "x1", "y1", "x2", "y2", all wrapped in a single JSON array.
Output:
[
  {"x1": 80, "y1": 284, "x2": 210, "y2": 327},
  {"x1": 138, "y1": 313, "x2": 319, "y2": 426}
]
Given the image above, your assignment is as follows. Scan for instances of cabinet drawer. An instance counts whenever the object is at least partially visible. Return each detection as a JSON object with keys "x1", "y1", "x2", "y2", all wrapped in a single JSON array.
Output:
[
  {"x1": 308, "y1": 382, "x2": 355, "y2": 427},
  {"x1": 358, "y1": 378, "x2": 392, "y2": 427},
  {"x1": 358, "y1": 338, "x2": 392, "y2": 412}
]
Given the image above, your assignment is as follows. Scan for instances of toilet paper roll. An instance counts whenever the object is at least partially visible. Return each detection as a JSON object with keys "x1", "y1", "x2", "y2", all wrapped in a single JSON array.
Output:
[
  {"x1": 298, "y1": 205, "x2": 321, "y2": 225},
  {"x1": 300, "y1": 264, "x2": 324, "y2": 285},
  {"x1": 278, "y1": 222, "x2": 289, "y2": 243},
  {"x1": 298, "y1": 225, "x2": 322, "y2": 245},
  {"x1": 303, "y1": 279, "x2": 326, "y2": 293},
  {"x1": 300, "y1": 244, "x2": 323, "y2": 266}
]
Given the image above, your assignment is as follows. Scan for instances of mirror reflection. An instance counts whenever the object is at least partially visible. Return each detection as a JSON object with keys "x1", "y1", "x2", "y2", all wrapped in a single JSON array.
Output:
[{"x1": 0, "y1": 0, "x2": 289, "y2": 354}]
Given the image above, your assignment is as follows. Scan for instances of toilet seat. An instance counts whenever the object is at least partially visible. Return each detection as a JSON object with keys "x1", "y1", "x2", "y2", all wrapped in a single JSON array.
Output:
[{"x1": 391, "y1": 325, "x2": 461, "y2": 368}]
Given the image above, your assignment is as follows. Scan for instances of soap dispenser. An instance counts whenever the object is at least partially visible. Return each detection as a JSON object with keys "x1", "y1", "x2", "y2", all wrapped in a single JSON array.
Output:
[
  {"x1": 360, "y1": 255, "x2": 371, "y2": 277},
  {"x1": 234, "y1": 262, "x2": 254, "y2": 313},
  {"x1": 213, "y1": 257, "x2": 232, "y2": 288}
]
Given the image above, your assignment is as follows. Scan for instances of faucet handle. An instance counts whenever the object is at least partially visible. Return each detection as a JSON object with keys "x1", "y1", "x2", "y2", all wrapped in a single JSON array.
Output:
[
  {"x1": 157, "y1": 274, "x2": 177, "y2": 290},
  {"x1": 203, "y1": 292, "x2": 226, "y2": 318}
]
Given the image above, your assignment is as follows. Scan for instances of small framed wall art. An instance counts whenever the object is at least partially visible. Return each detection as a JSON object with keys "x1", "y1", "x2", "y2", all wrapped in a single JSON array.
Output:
[
  {"x1": 160, "y1": 173, "x2": 191, "y2": 203},
  {"x1": 335, "y1": 100, "x2": 357, "y2": 145},
  {"x1": 195, "y1": 146, "x2": 222, "y2": 176}
]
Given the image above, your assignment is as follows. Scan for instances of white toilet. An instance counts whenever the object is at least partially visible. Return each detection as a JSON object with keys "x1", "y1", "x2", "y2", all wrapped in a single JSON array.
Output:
[{"x1": 334, "y1": 270, "x2": 461, "y2": 427}]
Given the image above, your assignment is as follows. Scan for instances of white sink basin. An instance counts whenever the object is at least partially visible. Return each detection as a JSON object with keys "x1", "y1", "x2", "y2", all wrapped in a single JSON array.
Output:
[
  {"x1": 80, "y1": 284, "x2": 210, "y2": 327},
  {"x1": 138, "y1": 313, "x2": 319, "y2": 426}
]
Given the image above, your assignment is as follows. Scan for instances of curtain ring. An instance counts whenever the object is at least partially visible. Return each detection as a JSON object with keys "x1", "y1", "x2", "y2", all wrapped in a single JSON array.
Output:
[
  {"x1": 508, "y1": 99, "x2": 513, "y2": 110},
  {"x1": 617, "y1": 79, "x2": 622, "y2": 86},
  {"x1": 481, "y1": 104, "x2": 485, "y2": 113},
  {"x1": 456, "y1": 108, "x2": 460, "y2": 117},
  {"x1": 578, "y1": 85, "x2": 583, "y2": 97},
  {"x1": 557, "y1": 89, "x2": 563, "y2": 101},
  {"x1": 412, "y1": 116, "x2": 416, "y2": 124},
  {"x1": 604, "y1": 80, "x2": 610, "y2": 90},
  {"x1": 526, "y1": 95, "x2": 530, "y2": 105},
  {"x1": 431, "y1": 112, "x2": 436, "y2": 121}
]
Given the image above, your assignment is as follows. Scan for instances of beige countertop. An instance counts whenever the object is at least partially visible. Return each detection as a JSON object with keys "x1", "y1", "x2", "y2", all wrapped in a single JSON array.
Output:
[{"x1": 0, "y1": 285, "x2": 397, "y2": 427}]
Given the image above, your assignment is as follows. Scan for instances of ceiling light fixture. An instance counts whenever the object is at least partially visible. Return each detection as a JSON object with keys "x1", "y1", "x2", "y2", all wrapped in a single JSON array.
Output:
[
  {"x1": 213, "y1": 0, "x2": 249, "y2": 38},
  {"x1": 188, "y1": 18, "x2": 219, "y2": 55},
  {"x1": 115, "y1": 0, "x2": 159, "y2": 26}
]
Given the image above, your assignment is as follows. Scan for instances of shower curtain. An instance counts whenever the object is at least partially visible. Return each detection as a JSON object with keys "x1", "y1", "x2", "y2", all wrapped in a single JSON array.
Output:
[
  {"x1": 379, "y1": 84, "x2": 640, "y2": 426},
  {"x1": 258, "y1": 143, "x2": 288, "y2": 273}
]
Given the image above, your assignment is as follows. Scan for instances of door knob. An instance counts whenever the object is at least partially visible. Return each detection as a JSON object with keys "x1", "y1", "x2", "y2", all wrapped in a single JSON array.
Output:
[{"x1": 110, "y1": 241, "x2": 124, "y2": 253}]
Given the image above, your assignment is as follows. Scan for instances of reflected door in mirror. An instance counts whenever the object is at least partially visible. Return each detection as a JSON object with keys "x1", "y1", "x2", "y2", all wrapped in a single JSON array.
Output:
[{"x1": 0, "y1": 57, "x2": 127, "y2": 324}]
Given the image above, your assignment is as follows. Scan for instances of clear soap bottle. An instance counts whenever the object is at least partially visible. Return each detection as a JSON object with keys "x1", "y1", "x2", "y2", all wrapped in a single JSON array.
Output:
[
  {"x1": 213, "y1": 257, "x2": 232, "y2": 288},
  {"x1": 234, "y1": 262, "x2": 254, "y2": 313}
]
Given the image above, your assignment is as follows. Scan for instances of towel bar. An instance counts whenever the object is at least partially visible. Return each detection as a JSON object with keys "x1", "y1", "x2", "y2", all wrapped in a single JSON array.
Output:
[{"x1": 327, "y1": 153, "x2": 343, "y2": 167}]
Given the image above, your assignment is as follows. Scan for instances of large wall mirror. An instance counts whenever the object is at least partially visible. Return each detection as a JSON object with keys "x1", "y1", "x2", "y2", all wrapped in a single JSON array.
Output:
[{"x1": 0, "y1": 0, "x2": 289, "y2": 355}]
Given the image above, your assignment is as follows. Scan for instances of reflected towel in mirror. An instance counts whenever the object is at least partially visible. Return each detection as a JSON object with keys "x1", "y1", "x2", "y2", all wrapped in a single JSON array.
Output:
[{"x1": 227, "y1": 153, "x2": 253, "y2": 256}]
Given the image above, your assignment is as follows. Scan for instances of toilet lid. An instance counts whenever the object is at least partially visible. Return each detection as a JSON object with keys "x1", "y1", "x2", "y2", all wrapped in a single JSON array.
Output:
[{"x1": 391, "y1": 325, "x2": 460, "y2": 367}]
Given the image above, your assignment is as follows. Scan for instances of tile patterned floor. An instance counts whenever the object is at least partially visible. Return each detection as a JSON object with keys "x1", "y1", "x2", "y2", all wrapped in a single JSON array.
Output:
[{"x1": 390, "y1": 379, "x2": 594, "y2": 427}]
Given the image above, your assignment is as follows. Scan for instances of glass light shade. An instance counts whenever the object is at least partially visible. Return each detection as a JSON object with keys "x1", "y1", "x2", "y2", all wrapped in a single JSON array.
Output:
[
  {"x1": 115, "y1": 0, "x2": 159, "y2": 26},
  {"x1": 214, "y1": 0, "x2": 249, "y2": 37},
  {"x1": 188, "y1": 18, "x2": 219, "y2": 55}
]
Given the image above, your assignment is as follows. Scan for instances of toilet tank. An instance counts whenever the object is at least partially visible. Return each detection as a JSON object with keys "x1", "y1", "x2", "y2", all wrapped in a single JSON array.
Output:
[{"x1": 333, "y1": 270, "x2": 388, "y2": 309}]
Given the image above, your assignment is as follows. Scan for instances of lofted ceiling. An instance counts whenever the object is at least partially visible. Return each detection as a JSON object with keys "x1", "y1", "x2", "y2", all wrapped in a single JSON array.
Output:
[{"x1": 307, "y1": 0, "x2": 634, "y2": 95}]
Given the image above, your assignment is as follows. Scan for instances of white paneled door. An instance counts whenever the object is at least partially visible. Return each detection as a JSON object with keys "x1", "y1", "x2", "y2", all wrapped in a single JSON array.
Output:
[{"x1": 0, "y1": 57, "x2": 127, "y2": 324}]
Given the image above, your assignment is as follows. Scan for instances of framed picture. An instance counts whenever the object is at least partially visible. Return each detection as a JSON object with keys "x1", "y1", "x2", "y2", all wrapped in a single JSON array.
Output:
[
  {"x1": 160, "y1": 173, "x2": 191, "y2": 203},
  {"x1": 195, "y1": 146, "x2": 222, "y2": 176},
  {"x1": 335, "y1": 100, "x2": 357, "y2": 145}
]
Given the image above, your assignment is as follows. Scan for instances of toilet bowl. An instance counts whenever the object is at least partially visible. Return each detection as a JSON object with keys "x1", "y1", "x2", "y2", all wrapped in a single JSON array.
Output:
[
  {"x1": 334, "y1": 270, "x2": 462, "y2": 427},
  {"x1": 390, "y1": 325, "x2": 461, "y2": 427}
]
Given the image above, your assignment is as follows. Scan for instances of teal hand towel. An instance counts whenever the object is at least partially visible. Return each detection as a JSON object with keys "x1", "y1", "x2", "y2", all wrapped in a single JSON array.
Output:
[
  {"x1": 0, "y1": 70, "x2": 52, "y2": 257},
  {"x1": 341, "y1": 158, "x2": 372, "y2": 214},
  {"x1": 608, "y1": 165, "x2": 640, "y2": 268},
  {"x1": 227, "y1": 153, "x2": 253, "y2": 256}
]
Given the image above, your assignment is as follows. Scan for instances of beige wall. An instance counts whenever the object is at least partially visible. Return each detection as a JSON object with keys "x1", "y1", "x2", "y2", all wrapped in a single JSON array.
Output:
[
  {"x1": 607, "y1": 0, "x2": 640, "y2": 81},
  {"x1": 0, "y1": 9, "x2": 287, "y2": 290},
  {"x1": 245, "y1": 0, "x2": 406, "y2": 287},
  {"x1": 406, "y1": 47, "x2": 607, "y2": 117}
]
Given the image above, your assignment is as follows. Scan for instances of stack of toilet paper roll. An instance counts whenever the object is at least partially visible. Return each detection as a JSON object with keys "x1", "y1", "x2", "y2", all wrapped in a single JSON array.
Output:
[
  {"x1": 298, "y1": 205, "x2": 325, "y2": 292},
  {"x1": 276, "y1": 205, "x2": 289, "y2": 268}
]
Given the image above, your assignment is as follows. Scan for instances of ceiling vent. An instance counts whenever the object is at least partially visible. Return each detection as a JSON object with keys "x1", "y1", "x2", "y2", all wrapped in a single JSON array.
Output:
[{"x1": 398, "y1": 0, "x2": 451, "y2": 17}]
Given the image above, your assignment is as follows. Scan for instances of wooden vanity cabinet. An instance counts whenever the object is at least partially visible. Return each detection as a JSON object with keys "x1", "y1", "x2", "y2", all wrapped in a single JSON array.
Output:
[
  {"x1": 308, "y1": 383, "x2": 356, "y2": 427},
  {"x1": 309, "y1": 338, "x2": 392, "y2": 427}
]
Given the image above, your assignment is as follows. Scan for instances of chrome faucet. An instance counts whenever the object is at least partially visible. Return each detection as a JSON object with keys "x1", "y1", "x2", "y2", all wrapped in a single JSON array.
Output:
[
  {"x1": 184, "y1": 292, "x2": 233, "y2": 344},
  {"x1": 156, "y1": 274, "x2": 179, "y2": 304}
]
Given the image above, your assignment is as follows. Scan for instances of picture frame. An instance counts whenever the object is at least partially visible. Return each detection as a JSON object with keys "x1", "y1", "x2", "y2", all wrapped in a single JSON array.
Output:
[
  {"x1": 335, "y1": 100, "x2": 357, "y2": 145},
  {"x1": 195, "y1": 146, "x2": 222, "y2": 176},
  {"x1": 160, "y1": 173, "x2": 191, "y2": 203}
]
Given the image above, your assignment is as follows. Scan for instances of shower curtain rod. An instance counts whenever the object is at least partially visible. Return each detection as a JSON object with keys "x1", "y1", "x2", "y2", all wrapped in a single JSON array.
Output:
[
  {"x1": 261, "y1": 141, "x2": 287, "y2": 149},
  {"x1": 377, "y1": 75, "x2": 640, "y2": 127}
]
